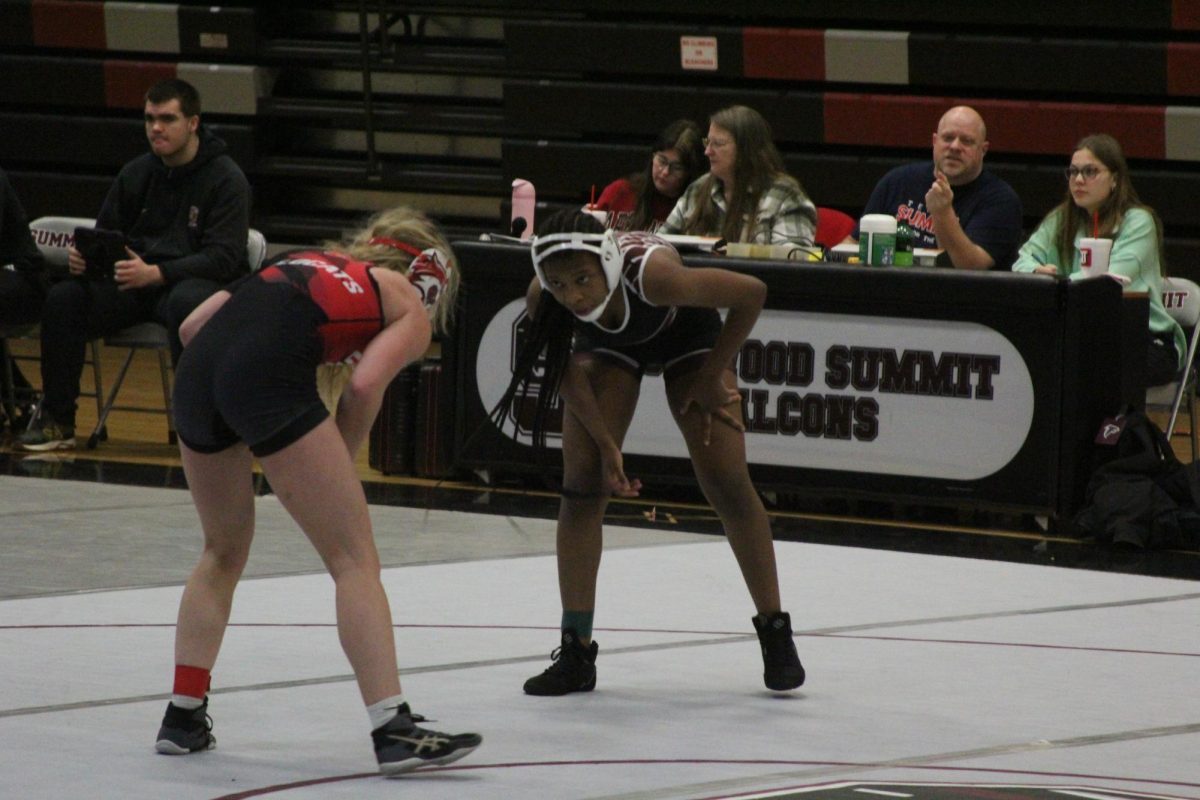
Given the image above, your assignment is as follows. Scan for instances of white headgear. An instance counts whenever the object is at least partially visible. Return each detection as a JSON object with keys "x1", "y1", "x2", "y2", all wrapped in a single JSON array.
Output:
[
  {"x1": 530, "y1": 229, "x2": 623, "y2": 322},
  {"x1": 368, "y1": 235, "x2": 452, "y2": 317},
  {"x1": 406, "y1": 247, "x2": 451, "y2": 314}
]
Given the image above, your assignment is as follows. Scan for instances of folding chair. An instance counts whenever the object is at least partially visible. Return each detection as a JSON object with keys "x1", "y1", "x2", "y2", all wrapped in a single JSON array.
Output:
[
  {"x1": 13, "y1": 217, "x2": 107, "y2": 433},
  {"x1": 1146, "y1": 276, "x2": 1200, "y2": 461},
  {"x1": 86, "y1": 228, "x2": 268, "y2": 449}
]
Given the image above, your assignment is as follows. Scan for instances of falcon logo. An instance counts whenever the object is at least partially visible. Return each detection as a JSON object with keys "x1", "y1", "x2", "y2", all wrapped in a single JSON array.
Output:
[
  {"x1": 407, "y1": 248, "x2": 451, "y2": 311},
  {"x1": 1095, "y1": 421, "x2": 1124, "y2": 445}
]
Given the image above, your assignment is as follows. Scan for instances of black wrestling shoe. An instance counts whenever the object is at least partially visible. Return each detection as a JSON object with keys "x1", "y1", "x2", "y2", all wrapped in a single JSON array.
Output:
[
  {"x1": 155, "y1": 698, "x2": 216, "y2": 754},
  {"x1": 372, "y1": 704, "x2": 482, "y2": 777},
  {"x1": 523, "y1": 628, "x2": 599, "y2": 696},
  {"x1": 753, "y1": 611, "x2": 806, "y2": 691}
]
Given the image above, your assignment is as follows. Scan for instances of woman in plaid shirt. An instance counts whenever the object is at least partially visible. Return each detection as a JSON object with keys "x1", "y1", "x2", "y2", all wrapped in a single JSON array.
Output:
[{"x1": 660, "y1": 105, "x2": 817, "y2": 246}]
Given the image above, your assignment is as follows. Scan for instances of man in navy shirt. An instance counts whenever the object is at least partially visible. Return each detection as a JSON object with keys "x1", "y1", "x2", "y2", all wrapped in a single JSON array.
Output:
[{"x1": 849, "y1": 106, "x2": 1023, "y2": 270}]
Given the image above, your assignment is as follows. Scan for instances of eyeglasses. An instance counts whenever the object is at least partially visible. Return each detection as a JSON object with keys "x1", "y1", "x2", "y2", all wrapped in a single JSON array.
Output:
[
  {"x1": 652, "y1": 153, "x2": 687, "y2": 176},
  {"x1": 702, "y1": 137, "x2": 731, "y2": 150},
  {"x1": 1064, "y1": 165, "x2": 1107, "y2": 181}
]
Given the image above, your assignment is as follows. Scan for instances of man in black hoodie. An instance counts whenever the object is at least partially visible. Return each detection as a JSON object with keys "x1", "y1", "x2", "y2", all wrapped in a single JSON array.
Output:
[{"x1": 19, "y1": 78, "x2": 250, "y2": 451}]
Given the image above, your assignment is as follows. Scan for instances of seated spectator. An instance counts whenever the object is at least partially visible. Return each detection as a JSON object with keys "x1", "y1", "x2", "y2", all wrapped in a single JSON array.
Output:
[
  {"x1": 1013, "y1": 133, "x2": 1183, "y2": 387},
  {"x1": 849, "y1": 105, "x2": 1022, "y2": 270},
  {"x1": 18, "y1": 78, "x2": 250, "y2": 451},
  {"x1": 592, "y1": 119, "x2": 705, "y2": 232},
  {"x1": 0, "y1": 165, "x2": 45, "y2": 429},
  {"x1": 659, "y1": 105, "x2": 816, "y2": 246}
]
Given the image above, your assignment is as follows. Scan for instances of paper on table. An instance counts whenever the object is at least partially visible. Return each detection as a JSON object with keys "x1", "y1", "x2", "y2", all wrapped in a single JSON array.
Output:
[{"x1": 656, "y1": 234, "x2": 722, "y2": 252}]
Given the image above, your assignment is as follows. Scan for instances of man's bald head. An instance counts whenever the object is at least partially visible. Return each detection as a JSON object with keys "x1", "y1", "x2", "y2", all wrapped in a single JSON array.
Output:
[{"x1": 933, "y1": 106, "x2": 989, "y2": 185}]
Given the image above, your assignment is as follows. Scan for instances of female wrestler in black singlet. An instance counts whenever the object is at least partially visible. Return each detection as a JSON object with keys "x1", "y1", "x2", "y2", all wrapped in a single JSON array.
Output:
[{"x1": 492, "y1": 209, "x2": 805, "y2": 697}]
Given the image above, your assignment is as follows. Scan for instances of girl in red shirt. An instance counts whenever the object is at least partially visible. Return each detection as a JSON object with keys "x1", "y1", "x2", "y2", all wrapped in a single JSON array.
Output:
[{"x1": 593, "y1": 119, "x2": 705, "y2": 232}]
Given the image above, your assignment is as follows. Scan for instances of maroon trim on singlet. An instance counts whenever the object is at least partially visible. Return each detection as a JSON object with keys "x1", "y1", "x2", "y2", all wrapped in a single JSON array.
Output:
[
  {"x1": 581, "y1": 233, "x2": 677, "y2": 347},
  {"x1": 255, "y1": 250, "x2": 385, "y2": 364}
]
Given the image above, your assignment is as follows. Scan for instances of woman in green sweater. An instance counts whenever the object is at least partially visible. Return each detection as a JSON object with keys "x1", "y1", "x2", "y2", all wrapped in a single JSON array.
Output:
[{"x1": 1013, "y1": 133, "x2": 1183, "y2": 386}]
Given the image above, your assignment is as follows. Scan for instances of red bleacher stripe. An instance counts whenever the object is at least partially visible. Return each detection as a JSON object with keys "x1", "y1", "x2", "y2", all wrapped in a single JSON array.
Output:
[
  {"x1": 1167, "y1": 43, "x2": 1200, "y2": 95},
  {"x1": 742, "y1": 27, "x2": 824, "y2": 80},
  {"x1": 823, "y1": 93, "x2": 1167, "y2": 159},
  {"x1": 976, "y1": 100, "x2": 1166, "y2": 159},
  {"x1": 31, "y1": 0, "x2": 106, "y2": 50},
  {"x1": 823, "y1": 93, "x2": 947, "y2": 148},
  {"x1": 1173, "y1": 0, "x2": 1200, "y2": 29},
  {"x1": 104, "y1": 61, "x2": 178, "y2": 110}
]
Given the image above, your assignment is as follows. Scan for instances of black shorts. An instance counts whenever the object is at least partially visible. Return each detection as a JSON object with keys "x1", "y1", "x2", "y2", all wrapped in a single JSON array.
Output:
[
  {"x1": 574, "y1": 305, "x2": 722, "y2": 380},
  {"x1": 173, "y1": 281, "x2": 329, "y2": 458}
]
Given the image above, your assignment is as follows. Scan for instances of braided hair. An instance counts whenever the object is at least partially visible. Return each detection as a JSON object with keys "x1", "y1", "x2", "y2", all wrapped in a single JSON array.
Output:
[{"x1": 488, "y1": 208, "x2": 605, "y2": 450}]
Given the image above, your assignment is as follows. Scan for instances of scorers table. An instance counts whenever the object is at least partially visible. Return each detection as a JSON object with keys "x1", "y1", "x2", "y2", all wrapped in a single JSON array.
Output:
[{"x1": 448, "y1": 240, "x2": 1127, "y2": 523}]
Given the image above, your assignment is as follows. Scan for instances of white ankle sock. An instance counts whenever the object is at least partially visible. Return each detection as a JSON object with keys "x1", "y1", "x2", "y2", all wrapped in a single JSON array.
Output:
[
  {"x1": 171, "y1": 694, "x2": 203, "y2": 710},
  {"x1": 367, "y1": 694, "x2": 408, "y2": 730}
]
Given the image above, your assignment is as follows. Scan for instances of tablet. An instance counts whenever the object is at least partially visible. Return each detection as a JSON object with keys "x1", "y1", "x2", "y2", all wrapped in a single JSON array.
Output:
[{"x1": 74, "y1": 227, "x2": 126, "y2": 280}]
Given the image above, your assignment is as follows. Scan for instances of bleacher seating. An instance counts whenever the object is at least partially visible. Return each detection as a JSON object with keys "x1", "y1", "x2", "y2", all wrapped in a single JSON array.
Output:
[
  {"x1": 0, "y1": 0, "x2": 1195, "y2": 270},
  {"x1": 0, "y1": 6, "x2": 267, "y2": 223},
  {"x1": 0, "y1": 1, "x2": 257, "y2": 58},
  {"x1": 500, "y1": 7, "x2": 1200, "y2": 276}
]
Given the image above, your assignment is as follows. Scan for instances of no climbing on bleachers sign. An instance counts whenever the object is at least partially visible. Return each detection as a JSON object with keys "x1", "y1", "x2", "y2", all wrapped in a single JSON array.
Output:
[{"x1": 680, "y1": 36, "x2": 718, "y2": 71}]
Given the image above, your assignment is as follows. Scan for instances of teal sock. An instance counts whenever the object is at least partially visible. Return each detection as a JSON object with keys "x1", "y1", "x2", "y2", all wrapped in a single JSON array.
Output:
[{"x1": 562, "y1": 610, "x2": 594, "y2": 639}]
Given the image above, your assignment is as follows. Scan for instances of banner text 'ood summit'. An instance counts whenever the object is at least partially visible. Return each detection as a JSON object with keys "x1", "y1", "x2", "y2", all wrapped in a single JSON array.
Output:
[{"x1": 737, "y1": 339, "x2": 1001, "y2": 442}]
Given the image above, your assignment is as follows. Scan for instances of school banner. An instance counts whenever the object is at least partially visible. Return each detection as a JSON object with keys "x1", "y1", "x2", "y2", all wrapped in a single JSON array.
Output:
[{"x1": 452, "y1": 241, "x2": 1123, "y2": 518}]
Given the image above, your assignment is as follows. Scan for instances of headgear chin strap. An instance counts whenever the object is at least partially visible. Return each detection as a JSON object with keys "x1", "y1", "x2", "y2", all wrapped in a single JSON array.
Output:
[{"x1": 530, "y1": 230, "x2": 623, "y2": 322}]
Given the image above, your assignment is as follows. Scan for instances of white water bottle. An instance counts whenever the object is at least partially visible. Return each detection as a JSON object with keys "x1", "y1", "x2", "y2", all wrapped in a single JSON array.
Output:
[{"x1": 858, "y1": 214, "x2": 897, "y2": 266}]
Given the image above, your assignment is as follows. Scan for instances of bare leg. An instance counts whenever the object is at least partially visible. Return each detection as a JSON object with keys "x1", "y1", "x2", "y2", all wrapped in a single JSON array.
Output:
[
  {"x1": 174, "y1": 442, "x2": 257, "y2": 670},
  {"x1": 556, "y1": 359, "x2": 640, "y2": 641},
  {"x1": 257, "y1": 417, "x2": 399, "y2": 705},
  {"x1": 667, "y1": 367, "x2": 782, "y2": 613}
]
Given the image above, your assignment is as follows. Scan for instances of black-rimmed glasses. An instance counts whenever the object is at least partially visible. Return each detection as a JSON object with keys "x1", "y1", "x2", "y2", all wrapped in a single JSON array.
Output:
[
  {"x1": 652, "y1": 153, "x2": 687, "y2": 176},
  {"x1": 1064, "y1": 165, "x2": 1107, "y2": 181}
]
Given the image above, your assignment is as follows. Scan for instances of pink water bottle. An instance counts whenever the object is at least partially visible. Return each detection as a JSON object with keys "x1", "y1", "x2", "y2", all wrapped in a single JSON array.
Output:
[{"x1": 511, "y1": 179, "x2": 535, "y2": 240}]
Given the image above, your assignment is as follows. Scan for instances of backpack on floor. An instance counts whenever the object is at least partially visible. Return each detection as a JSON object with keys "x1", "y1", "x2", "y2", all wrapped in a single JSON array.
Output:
[{"x1": 1072, "y1": 410, "x2": 1200, "y2": 549}]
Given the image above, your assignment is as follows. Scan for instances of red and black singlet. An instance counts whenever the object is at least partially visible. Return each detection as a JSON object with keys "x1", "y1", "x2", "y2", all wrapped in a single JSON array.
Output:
[{"x1": 255, "y1": 250, "x2": 384, "y2": 364}]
